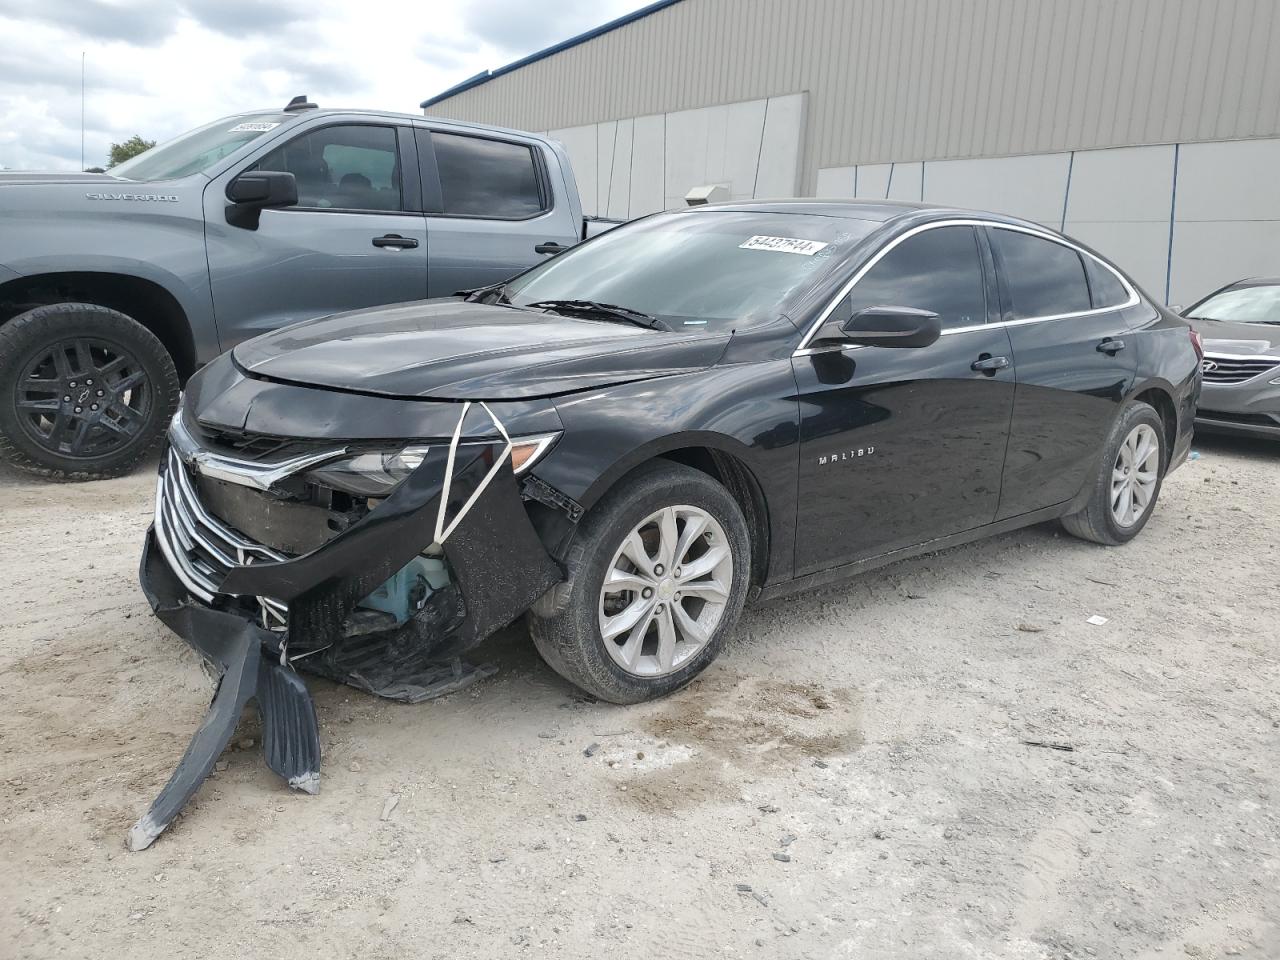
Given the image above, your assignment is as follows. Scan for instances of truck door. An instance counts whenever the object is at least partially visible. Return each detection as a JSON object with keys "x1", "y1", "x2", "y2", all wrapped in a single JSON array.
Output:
[
  {"x1": 416, "y1": 128, "x2": 578, "y2": 297},
  {"x1": 204, "y1": 120, "x2": 428, "y2": 348}
]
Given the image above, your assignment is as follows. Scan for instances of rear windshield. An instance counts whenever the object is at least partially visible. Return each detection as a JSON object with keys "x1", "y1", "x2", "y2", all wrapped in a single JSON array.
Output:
[
  {"x1": 1187, "y1": 284, "x2": 1280, "y2": 325},
  {"x1": 112, "y1": 114, "x2": 293, "y2": 182},
  {"x1": 504, "y1": 211, "x2": 878, "y2": 330}
]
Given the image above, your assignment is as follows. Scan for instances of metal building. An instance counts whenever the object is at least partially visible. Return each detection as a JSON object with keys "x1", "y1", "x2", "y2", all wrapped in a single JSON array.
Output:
[{"x1": 423, "y1": 0, "x2": 1280, "y2": 304}]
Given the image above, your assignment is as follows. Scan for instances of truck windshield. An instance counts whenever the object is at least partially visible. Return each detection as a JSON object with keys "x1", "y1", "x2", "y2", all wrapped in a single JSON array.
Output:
[
  {"x1": 111, "y1": 114, "x2": 293, "y2": 182},
  {"x1": 504, "y1": 211, "x2": 878, "y2": 330}
]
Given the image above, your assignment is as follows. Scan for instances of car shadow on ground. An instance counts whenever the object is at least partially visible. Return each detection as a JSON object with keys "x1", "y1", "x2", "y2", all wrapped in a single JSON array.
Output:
[{"x1": 1190, "y1": 431, "x2": 1279, "y2": 462}]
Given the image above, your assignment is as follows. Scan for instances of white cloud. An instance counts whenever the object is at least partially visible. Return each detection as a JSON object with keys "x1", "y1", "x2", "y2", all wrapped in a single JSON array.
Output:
[{"x1": 0, "y1": 0, "x2": 649, "y2": 170}]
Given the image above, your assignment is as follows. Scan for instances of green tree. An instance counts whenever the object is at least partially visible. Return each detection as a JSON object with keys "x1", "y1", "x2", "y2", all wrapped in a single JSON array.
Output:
[{"x1": 107, "y1": 135, "x2": 156, "y2": 168}]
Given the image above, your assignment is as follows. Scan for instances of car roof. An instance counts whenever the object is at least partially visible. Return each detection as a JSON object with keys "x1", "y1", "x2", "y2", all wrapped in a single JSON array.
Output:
[{"x1": 678, "y1": 198, "x2": 1050, "y2": 231}]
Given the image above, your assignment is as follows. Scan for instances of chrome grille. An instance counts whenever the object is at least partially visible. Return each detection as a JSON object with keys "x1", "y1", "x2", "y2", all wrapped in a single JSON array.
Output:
[
  {"x1": 153, "y1": 446, "x2": 290, "y2": 630},
  {"x1": 1201, "y1": 354, "x2": 1280, "y2": 385}
]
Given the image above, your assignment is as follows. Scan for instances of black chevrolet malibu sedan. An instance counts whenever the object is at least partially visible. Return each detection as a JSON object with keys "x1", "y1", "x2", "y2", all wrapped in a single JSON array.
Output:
[{"x1": 131, "y1": 200, "x2": 1200, "y2": 848}]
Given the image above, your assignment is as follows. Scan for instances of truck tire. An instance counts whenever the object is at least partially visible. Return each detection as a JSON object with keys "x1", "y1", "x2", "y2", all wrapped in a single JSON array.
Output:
[
  {"x1": 528, "y1": 461, "x2": 751, "y2": 704},
  {"x1": 0, "y1": 303, "x2": 180, "y2": 480},
  {"x1": 1060, "y1": 400, "x2": 1166, "y2": 546}
]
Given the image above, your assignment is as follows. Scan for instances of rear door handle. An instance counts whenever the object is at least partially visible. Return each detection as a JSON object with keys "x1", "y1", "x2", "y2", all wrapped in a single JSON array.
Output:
[
  {"x1": 1097, "y1": 338, "x2": 1126, "y2": 354},
  {"x1": 971, "y1": 354, "x2": 1011, "y2": 373},
  {"x1": 535, "y1": 241, "x2": 567, "y2": 255},
  {"x1": 372, "y1": 234, "x2": 419, "y2": 249}
]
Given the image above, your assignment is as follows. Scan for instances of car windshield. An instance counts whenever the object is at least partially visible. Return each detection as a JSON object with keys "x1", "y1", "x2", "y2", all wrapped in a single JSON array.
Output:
[
  {"x1": 1187, "y1": 284, "x2": 1280, "y2": 325},
  {"x1": 111, "y1": 113, "x2": 293, "y2": 181},
  {"x1": 504, "y1": 211, "x2": 878, "y2": 330}
]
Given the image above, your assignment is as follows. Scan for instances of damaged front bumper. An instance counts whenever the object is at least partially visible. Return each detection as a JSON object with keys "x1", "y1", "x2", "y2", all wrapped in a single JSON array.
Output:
[{"x1": 131, "y1": 427, "x2": 564, "y2": 850}]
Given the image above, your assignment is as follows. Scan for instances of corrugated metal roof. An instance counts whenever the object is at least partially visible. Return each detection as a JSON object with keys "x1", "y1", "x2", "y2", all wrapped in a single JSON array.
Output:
[{"x1": 420, "y1": 0, "x2": 687, "y2": 108}]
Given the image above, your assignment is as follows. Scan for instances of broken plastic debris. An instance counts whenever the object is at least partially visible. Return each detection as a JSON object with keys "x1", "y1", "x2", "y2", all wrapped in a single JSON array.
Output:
[{"x1": 1086, "y1": 615, "x2": 1109, "y2": 626}]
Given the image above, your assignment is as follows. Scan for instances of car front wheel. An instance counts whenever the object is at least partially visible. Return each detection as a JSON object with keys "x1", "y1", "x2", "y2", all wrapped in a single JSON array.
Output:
[{"x1": 529, "y1": 461, "x2": 751, "y2": 704}]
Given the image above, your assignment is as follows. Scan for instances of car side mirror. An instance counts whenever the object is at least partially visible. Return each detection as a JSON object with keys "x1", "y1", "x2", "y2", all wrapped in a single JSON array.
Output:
[
  {"x1": 225, "y1": 171, "x2": 297, "y2": 229},
  {"x1": 839, "y1": 305, "x2": 943, "y2": 348}
]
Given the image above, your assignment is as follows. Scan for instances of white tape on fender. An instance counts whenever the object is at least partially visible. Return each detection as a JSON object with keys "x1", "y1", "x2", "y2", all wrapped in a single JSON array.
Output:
[
  {"x1": 433, "y1": 402, "x2": 513, "y2": 545},
  {"x1": 739, "y1": 235, "x2": 829, "y2": 256}
]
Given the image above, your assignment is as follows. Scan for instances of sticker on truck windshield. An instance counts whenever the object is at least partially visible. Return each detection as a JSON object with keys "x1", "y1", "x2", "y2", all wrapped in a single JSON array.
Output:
[
  {"x1": 739, "y1": 235, "x2": 829, "y2": 256},
  {"x1": 229, "y1": 121, "x2": 280, "y2": 133}
]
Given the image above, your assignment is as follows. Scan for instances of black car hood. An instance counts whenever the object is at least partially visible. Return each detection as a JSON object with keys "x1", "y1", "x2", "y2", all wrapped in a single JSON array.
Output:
[
  {"x1": 1187, "y1": 317, "x2": 1280, "y2": 354},
  {"x1": 232, "y1": 299, "x2": 732, "y2": 400}
]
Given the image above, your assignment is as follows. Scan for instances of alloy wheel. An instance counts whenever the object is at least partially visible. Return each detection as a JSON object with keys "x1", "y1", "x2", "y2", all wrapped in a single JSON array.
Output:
[
  {"x1": 1110, "y1": 423, "x2": 1160, "y2": 527},
  {"x1": 14, "y1": 337, "x2": 153, "y2": 460},
  {"x1": 598, "y1": 505, "x2": 734, "y2": 677}
]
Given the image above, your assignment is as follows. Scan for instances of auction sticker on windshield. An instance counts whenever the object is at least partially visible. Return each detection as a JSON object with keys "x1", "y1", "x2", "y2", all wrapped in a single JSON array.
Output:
[
  {"x1": 739, "y1": 236, "x2": 830, "y2": 256},
  {"x1": 229, "y1": 121, "x2": 281, "y2": 133}
]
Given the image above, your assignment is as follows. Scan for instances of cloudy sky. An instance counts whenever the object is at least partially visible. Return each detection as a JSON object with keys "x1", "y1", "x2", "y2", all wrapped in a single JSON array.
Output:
[{"x1": 0, "y1": 0, "x2": 648, "y2": 170}]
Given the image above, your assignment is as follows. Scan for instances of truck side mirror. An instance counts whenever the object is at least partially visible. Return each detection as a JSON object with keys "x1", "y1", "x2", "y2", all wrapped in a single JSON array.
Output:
[{"x1": 225, "y1": 171, "x2": 297, "y2": 229}]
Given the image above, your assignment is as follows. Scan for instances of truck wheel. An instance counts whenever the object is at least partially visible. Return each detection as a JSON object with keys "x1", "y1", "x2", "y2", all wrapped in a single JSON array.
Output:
[
  {"x1": 0, "y1": 303, "x2": 180, "y2": 480},
  {"x1": 1060, "y1": 400, "x2": 1165, "y2": 546},
  {"x1": 528, "y1": 461, "x2": 751, "y2": 704}
]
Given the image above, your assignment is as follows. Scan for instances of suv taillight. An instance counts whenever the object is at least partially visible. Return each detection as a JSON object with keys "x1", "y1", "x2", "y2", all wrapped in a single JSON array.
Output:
[{"x1": 1189, "y1": 328, "x2": 1204, "y2": 361}]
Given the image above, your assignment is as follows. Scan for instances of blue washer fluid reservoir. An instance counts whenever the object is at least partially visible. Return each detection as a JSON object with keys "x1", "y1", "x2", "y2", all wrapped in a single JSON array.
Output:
[{"x1": 357, "y1": 556, "x2": 450, "y2": 625}]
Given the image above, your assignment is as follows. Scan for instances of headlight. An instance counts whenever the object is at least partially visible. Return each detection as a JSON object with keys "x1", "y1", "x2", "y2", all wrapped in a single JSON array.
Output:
[
  {"x1": 306, "y1": 433, "x2": 559, "y2": 497},
  {"x1": 306, "y1": 445, "x2": 433, "y2": 496}
]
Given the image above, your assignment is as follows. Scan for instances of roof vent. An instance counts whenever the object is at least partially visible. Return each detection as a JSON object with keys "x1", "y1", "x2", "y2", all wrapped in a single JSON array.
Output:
[
  {"x1": 284, "y1": 95, "x2": 318, "y2": 112},
  {"x1": 685, "y1": 183, "x2": 731, "y2": 206}
]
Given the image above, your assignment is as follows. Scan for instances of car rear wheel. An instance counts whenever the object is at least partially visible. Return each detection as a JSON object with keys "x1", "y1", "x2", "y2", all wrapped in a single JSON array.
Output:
[
  {"x1": 1061, "y1": 400, "x2": 1165, "y2": 546},
  {"x1": 528, "y1": 461, "x2": 751, "y2": 704},
  {"x1": 0, "y1": 303, "x2": 180, "y2": 480}
]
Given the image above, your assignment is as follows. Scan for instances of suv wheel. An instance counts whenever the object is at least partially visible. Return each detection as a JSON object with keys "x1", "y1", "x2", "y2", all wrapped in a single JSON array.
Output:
[
  {"x1": 0, "y1": 303, "x2": 180, "y2": 480},
  {"x1": 528, "y1": 461, "x2": 751, "y2": 704},
  {"x1": 1061, "y1": 400, "x2": 1166, "y2": 546}
]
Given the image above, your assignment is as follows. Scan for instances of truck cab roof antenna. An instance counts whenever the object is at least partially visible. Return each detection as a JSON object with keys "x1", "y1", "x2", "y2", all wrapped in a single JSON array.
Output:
[{"x1": 284, "y1": 95, "x2": 318, "y2": 112}]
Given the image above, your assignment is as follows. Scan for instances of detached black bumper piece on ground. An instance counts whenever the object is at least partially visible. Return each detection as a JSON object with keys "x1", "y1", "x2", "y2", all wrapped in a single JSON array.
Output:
[{"x1": 129, "y1": 444, "x2": 561, "y2": 851}]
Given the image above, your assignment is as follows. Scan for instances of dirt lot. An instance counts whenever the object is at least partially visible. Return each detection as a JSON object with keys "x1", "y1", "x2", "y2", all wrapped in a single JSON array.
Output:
[{"x1": 1, "y1": 435, "x2": 1277, "y2": 960}]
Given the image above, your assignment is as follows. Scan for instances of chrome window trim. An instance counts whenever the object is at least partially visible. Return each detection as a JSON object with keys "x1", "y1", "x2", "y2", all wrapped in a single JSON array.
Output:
[{"x1": 793, "y1": 218, "x2": 1140, "y2": 357}]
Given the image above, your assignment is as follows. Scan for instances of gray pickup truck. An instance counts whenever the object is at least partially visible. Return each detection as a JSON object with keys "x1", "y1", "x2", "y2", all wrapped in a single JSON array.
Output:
[{"x1": 0, "y1": 97, "x2": 617, "y2": 479}]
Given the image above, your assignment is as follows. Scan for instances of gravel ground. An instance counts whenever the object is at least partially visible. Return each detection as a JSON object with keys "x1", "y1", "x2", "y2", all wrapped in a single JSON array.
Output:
[{"x1": 1, "y1": 435, "x2": 1277, "y2": 960}]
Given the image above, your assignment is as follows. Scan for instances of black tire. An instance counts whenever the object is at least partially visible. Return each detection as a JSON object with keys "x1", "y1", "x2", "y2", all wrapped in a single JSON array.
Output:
[
  {"x1": 0, "y1": 303, "x2": 180, "y2": 481},
  {"x1": 1061, "y1": 400, "x2": 1166, "y2": 546},
  {"x1": 528, "y1": 461, "x2": 751, "y2": 704}
]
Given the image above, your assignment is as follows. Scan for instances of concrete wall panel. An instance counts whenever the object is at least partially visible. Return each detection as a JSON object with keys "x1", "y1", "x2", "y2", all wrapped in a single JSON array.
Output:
[
  {"x1": 1065, "y1": 144, "x2": 1175, "y2": 223},
  {"x1": 885, "y1": 161, "x2": 924, "y2": 202},
  {"x1": 815, "y1": 166, "x2": 855, "y2": 197},
  {"x1": 628, "y1": 114, "x2": 665, "y2": 217},
  {"x1": 853, "y1": 164, "x2": 891, "y2": 200},
  {"x1": 1175, "y1": 138, "x2": 1280, "y2": 222},
  {"x1": 605, "y1": 118, "x2": 634, "y2": 220},
  {"x1": 548, "y1": 123, "x2": 599, "y2": 215},
  {"x1": 594, "y1": 121, "x2": 618, "y2": 220},
  {"x1": 754, "y1": 93, "x2": 806, "y2": 198},
  {"x1": 1169, "y1": 221, "x2": 1280, "y2": 307},
  {"x1": 923, "y1": 153, "x2": 1072, "y2": 225}
]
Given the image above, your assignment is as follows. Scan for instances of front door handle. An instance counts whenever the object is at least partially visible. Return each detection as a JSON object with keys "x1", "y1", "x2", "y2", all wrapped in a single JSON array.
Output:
[
  {"x1": 1097, "y1": 338, "x2": 1126, "y2": 354},
  {"x1": 971, "y1": 354, "x2": 1011, "y2": 374},
  {"x1": 372, "y1": 234, "x2": 419, "y2": 249},
  {"x1": 535, "y1": 241, "x2": 567, "y2": 255}
]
